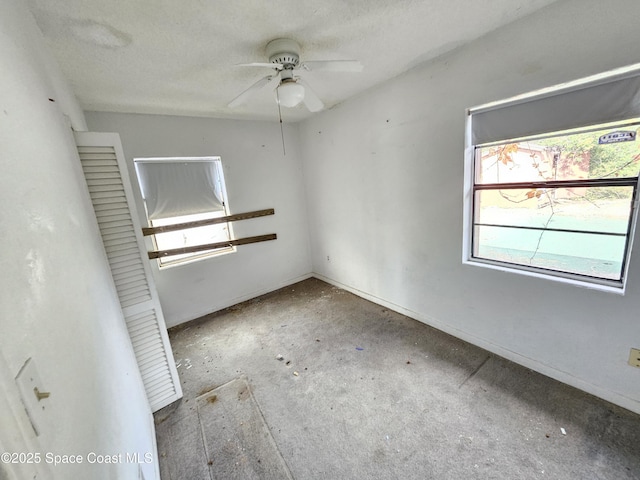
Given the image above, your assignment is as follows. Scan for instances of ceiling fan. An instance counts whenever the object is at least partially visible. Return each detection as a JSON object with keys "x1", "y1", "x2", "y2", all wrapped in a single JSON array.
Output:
[{"x1": 228, "y1": 38, "x2": 363, "y2": 112}]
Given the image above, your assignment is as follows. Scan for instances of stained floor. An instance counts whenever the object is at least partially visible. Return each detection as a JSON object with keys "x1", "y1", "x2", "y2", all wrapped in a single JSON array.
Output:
[{"x1": 155, "y1": 278, "x2": 640, "y2": 480}]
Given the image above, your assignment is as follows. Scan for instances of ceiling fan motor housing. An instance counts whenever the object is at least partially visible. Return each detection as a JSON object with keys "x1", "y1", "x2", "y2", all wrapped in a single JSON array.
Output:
[{"x1": 266, "y1": 38, "x2": 301, "y2": 68}]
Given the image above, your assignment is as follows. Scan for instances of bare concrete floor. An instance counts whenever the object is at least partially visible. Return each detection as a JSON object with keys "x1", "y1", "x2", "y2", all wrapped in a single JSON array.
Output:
[{"x1": 155, "y1": 278, "x2": 640, "y2": 480}]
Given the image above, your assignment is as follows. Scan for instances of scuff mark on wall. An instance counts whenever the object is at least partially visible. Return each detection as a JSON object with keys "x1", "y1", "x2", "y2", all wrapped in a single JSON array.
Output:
[
  {"x1": 25, "y1": 249, "x2": 45, "y2": 304},
  {"x1": 27, "y1": 210, "x2": 55, "y2": 233}
]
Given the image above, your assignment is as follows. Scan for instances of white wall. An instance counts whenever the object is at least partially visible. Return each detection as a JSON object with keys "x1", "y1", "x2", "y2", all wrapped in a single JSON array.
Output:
[
  {"x1": 0, "y1": 1, "x2": 158, "y2": 478},
  {"x1": 299, "y1": 0, "x2": 640, "y2": 414},
  {"x1": 85, "y1": 112, "x2": 312, "y2": 327}
]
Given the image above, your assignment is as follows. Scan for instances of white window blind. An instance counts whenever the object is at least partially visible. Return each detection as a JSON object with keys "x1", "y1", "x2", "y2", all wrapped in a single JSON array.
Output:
[
  {"x1": 134, "y1": 157, "x2": 224, "y2": 220},
  {"x1": 470, "y1": 66, "x2": 640, "y2": 146}
]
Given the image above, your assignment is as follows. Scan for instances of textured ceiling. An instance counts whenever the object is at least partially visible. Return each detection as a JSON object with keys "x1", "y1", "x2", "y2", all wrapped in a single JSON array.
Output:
[{"x1": 27, "y1": 0, "x2": 559, "y2": 122}]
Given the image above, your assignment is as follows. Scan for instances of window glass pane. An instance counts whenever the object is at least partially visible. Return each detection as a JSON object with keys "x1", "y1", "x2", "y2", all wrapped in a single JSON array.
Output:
[
  {"x1": 473, "y1": 185, "x2": 634, "y2": 281},
  {"x1": 474, "y1": 186, "x2": 634, "y2": 234},
  {"x1": 475, "y1": 123, "x2": 640, "y2": 185},
  {"x1": 151, "y1": 211, "x2": 231, "y2": 265},
  {"x1": 474, "y1": 225, "x2": 627, "y2": 280}
]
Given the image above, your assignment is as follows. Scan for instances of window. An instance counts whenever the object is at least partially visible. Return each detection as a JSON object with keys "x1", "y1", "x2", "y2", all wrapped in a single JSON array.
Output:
[
  {"x1": 464, "y1": 66, "x2": 640, "y2": 292},
  {"x1": 134, "y1": 157, "x2": 233, "y2": 267}
]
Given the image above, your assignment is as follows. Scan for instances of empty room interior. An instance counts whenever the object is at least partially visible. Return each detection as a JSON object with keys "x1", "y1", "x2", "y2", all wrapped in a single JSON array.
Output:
[{"x1": 3, "y1": 0, "x2": 640, "y2": 479}]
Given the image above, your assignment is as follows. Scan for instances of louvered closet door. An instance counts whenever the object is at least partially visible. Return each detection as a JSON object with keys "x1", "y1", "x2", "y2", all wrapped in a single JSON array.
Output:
[{"x1": 75, "y1": 132, "x2": 182, "y2": 412}]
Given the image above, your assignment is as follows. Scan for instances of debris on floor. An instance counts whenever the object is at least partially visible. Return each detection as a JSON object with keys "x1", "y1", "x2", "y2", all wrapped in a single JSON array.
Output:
[{"x1": 157, "y1": 278, "x2": 640, "y2": 480}]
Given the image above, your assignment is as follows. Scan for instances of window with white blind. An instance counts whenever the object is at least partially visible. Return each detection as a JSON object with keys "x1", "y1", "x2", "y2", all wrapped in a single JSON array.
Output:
[
  {"x1": 134, "y1": 157, "x2": 233, "y2": 267},
  {"x1": 464, "y1": 65, "x2": 640, "y2": 292}
]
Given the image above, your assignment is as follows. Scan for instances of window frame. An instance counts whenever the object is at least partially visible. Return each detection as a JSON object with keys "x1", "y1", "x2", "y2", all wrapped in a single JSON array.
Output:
[
  {"x1": 134, "y1": 156, "x2": 235, "y2": 269},
  {"x1": 463, "y1": 101, "x2": 640, "y2": 295}
]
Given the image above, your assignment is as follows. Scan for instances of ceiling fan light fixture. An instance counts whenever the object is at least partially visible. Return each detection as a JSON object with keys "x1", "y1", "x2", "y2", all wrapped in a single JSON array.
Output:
[
  {"x1": 230, "y1": 37, "x2": 360, "y2": 112},
  {"x1": 276, "y1": 81, "x2": 305, "y2": 108}
]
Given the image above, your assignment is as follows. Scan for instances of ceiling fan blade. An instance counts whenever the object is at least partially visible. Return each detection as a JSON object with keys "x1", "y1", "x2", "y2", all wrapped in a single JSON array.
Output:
[
  {"x1": 300, "y1": 60, "x2": 363, "y2": 72},
  {"x1": 264, "y1": 71, "x2": 282, "y2": 90},
  {"x1": 236, "y1": 62, "x2": 283, "y2": 70},
  {"x1": 228, "y1": 75, "x2": 274, "y2": 108},
  {"x1": 297, "y1": 78, "x2": 324, "y2": 112}
]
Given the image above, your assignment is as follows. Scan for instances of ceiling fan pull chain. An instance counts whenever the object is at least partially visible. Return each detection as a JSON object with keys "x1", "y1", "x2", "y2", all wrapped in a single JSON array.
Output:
[{"x1": 276, "y1": 88, "x2": 286, "y2": 156}]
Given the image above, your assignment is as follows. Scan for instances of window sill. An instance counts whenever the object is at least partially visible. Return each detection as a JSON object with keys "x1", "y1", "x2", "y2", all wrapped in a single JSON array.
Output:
[
  {"x1": 157, "y1": 246, "x2": 236, "y2": 270},
  {"x1": 462, "y1": 257, "x2": 626, "y2": 295}
]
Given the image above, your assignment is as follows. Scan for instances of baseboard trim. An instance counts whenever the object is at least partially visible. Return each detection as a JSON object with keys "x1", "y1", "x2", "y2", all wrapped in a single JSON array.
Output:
[{"x1": 312, "y1": 273, "x2": 640, "y2": 415}]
